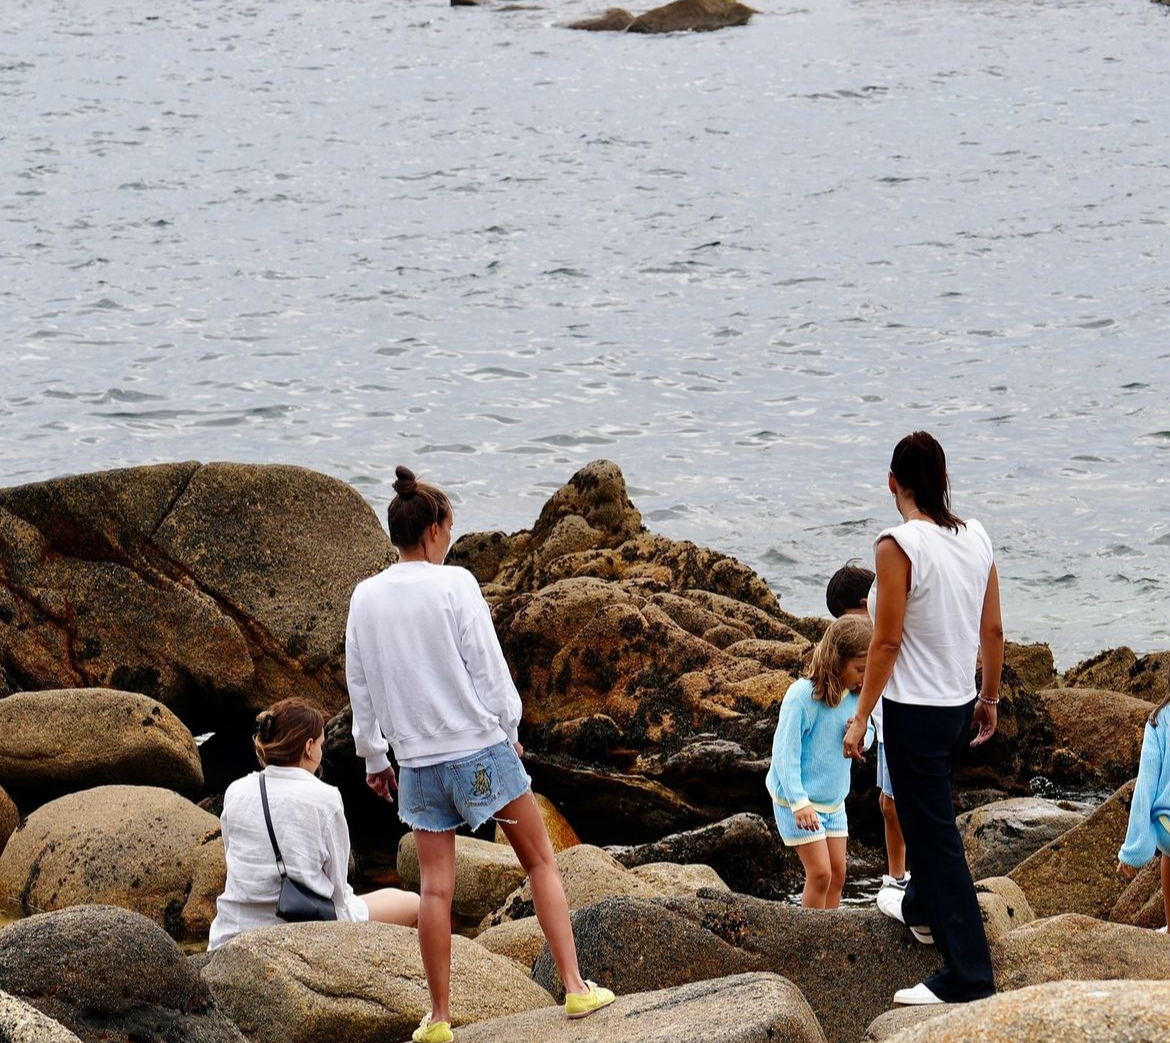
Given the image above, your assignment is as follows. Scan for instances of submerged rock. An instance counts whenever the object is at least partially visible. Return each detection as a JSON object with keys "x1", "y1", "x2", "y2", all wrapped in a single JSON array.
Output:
[
  {"x1": 567, "y1": 8, "x2": 636, "y2": 30},
  {"x1": 627, "y1": 0, "x2": 756, "y2": 33},
  {"x1": 0, "y1": 905, "x2": 246, "y2": 1043}
]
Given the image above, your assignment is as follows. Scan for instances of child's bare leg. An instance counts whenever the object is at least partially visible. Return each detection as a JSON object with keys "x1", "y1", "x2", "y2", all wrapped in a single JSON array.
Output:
[
  {"x1": 414, "y1": 829, "x2": 456, "y2": 1024},
  {"x1": 496, "y1": 791, "x2": 588, "y2": 995},
  {"x1": 880, "y1": 792, "x2": 907, "y2": 878},
  {"x1": 796, "y1": 839, "x2": 833, "y2": 908},
  {"x1": 361, "y1": 887, "x2": 421, "y2": 927},
  {"x1": 1162, "y1": 853, "x2": 1170, "y2": 930},
  {"x1": 826, "y1": 837, "x2": 848, "y2": 910}
]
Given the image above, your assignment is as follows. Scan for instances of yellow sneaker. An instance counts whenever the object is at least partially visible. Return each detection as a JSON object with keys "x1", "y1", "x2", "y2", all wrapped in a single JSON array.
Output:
[
  {"x1": 412, "y1": 1013, "x2": 453, "y2": 1043},
  {"x1": 564, "y1": 980, "x2": 616, "y2": 1019}
]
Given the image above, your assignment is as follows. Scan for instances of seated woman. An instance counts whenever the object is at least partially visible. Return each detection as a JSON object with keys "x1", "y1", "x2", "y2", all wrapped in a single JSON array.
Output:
[{"x1": 209, "y1": 697, "x2": 419, "y2": 950}]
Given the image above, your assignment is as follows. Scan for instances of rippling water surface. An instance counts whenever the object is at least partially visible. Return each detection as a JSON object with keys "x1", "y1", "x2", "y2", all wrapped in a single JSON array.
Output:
[{"x1": 3, "y1": 0, "x2": 1169, "y2": 667}]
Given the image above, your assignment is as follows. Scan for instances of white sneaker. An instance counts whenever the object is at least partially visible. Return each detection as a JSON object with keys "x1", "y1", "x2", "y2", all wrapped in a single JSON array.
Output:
[
  {"x1": 881, "y1": 873, "x2": 910, "y2": 891},
  {"x1": 1158, "y1": 925, "x2": 1168, "y2": 934},
  {"x1": 876, "y1": 885, "x2": 934, "y2": 944},
  {"x1": 894, "y1": 982, "x2": 946, "y2": 1006}
]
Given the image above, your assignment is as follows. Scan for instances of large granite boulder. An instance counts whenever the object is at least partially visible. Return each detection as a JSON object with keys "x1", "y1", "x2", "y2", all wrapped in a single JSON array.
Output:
[
  {"x1": 975, "y1": 876, "x2": 1036, "y2": 943},
  {"x1": 0, "y1": 905, "x2": 246, "y2": 1043},
  {"x1": 610, "y1": 812, "x2": 800, "y2": 900},
  {"x1": 0, "y1": 787, "x2": 18, "y2": 854},
  {"x1": 532, "y1": 891, "x2": 939, "y2": 1043},
  {"x1": 991, "y1": 913, "x2": 1170, "y2": 990},
  {"x1": 1110, "y1": 857, "x2": 1168, "y2": 928},
  {"x1": 875, "y1": 979, "x2": 1170, "y2": 1043},
  {"x1": 472, "y1": 916, "x2": 548, "y2": 971},
  {"x1": 863, "y1": 1007, "x2": 951, "y2": 1041},
  {"x1": 397, "y1": 833, "x2": 526, "y2": 921},
  {"x1": 0, "y1": 463, "x2": 393, "y2": 726},
  {"x1": 456, "y1": 973, "x2": 826, "y2": 1043},
  {"x1": 627, "y1": 0, "x2": 756, "y2": 33},
  {"x1": 0, "y1": 785, "x2": 224, "y2": 941},
  {"x1": 958, "y1": 797, "x2": 1088, "y2": 879},
  {"x1": 0, "y1": 992, "x2": 84, "y2": 1043},
  {"x1": 1034, "y1": 686, "x2": 1151, "y2": 786},
  {"x1": 201, "y1": 922, "x2": 552, "y2": 1043},
  {"x1": 1009, "y1": 779, "x2": 1135, "y2": 919},
  {"x1": 1062, "y1": 646, "x2": 1170, "y2": 703},
  {"x1": 0, "y1": 688, "x2": 203, "y2": 800}
]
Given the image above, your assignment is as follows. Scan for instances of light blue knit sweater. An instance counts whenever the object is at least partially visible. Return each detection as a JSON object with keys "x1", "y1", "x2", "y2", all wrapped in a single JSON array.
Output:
[
  {"x1": 1118, "y1": 711, "x2": 1170, "y2": 867},
  {"x1": 765, "y1": 677, "x2": 875, "y2": 813}
]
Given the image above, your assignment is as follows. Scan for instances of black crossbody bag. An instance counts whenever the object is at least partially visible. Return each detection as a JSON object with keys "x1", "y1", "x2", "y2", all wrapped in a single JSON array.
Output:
[{"x1": 258, "y1": 773, "x2": 338, "y2": 922}]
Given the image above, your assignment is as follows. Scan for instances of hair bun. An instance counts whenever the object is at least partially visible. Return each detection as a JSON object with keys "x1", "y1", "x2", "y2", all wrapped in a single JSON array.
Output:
[
  {"x1": 393, "y1": 465, "x2": 418, "y2": 497},
  {"x1": 255, "y1": 711, "x2": 276, "y2": 743}
]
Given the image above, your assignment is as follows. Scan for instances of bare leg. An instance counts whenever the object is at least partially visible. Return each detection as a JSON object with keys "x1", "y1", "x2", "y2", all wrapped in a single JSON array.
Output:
[
  {"x1": 414, "y1": 829, "x2": 456, "y2": 1024},
  {"x1": 795, "y1": 839, "x2": 832, "y2": 908},
  {"x1": 880, "y1": 792, "x2": 907, "y2": 878},
  {"x1": 361, "y1": 887, "x2": 420, "y2": 927},
  {"x1": 496, "y1": 791, "x2": 588, "y2": 995},
  {"x1": 826, "y1": 837, "x2": 848, "y2": 910},
  {"x1": 1162, "y1": 853, "x2": 1170, "y2": 930}
]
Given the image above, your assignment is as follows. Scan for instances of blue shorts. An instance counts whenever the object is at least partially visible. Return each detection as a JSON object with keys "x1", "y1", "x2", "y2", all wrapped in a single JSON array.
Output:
[
  {"x1": 774, "y1": 802, "x2": 848, "y2": 847},
  {"x1": 1157, "y1": 815, "x2": 1170, "y2": 856},
  {"x1": 877, "y1": 741, "x2": 895, "y2": 799},
  {"x1": 397, "y1": 741, "x2": 531, "y2": 833}
]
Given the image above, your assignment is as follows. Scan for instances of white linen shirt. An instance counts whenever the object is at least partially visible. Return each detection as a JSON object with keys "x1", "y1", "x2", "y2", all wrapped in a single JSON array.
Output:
[
  {"x1": 208, "y1": 765, "x2": 367, "y2": 950},
  {"x1": 346, "y1": 561, "x2": 522, "y2": 772}
]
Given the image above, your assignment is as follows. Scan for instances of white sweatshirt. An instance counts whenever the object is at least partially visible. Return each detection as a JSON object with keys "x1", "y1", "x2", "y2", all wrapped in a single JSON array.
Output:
[
  {"x1": 209, "y1": 765, "x2": 367, "y2": 950},
  {"x1": 346, "y1": 561, "x2": 522, "y2": 771}
]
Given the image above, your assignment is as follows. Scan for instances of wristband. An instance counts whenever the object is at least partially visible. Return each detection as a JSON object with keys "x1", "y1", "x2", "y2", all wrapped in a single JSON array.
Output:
[{"x1": 977, "y1": 695, "x2": 1000, "y2": 706}]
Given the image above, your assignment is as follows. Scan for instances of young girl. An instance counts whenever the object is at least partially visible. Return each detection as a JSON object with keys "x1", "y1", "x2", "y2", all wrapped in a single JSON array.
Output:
[
  {"x1": 766, "y1": 615, "x2": 875, "y2": 908},
  {"x1": 1116, "y1": 669, "x2": 1170, "y2": 934}
]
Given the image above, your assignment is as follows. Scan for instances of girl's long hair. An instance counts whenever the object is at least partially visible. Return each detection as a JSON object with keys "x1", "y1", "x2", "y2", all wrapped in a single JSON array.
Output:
[
  {"x1": 890, "y1": 431, "x2": 964, "y2": 533},
  {"x1": 1149, "y1": 663, "x2": 1170, "y2": 727},
  {"x1": 807, "y1": 615, "x2": 873, "y2": 708}
]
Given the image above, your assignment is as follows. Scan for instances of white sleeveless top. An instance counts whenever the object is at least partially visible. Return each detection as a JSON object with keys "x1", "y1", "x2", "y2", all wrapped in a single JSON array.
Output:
[{"x1": 870, "y1": 517, "x2": 994, "y2": 707}]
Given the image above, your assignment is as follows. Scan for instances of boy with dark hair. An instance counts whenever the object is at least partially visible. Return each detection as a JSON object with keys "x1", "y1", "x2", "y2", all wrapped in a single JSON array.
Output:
[{"x1": 826, "y1": 561, "x2": 874, "y2": 618}]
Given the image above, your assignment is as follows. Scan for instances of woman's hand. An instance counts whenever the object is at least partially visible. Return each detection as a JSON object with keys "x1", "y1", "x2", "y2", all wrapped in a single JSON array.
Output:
[
  {"x1": 843, "y1": 716, "x2": 870, "y2": 761},
  {"x1": 366, "y1": 767, "x2": 398, "y2": 804},
  {"x1": 794, "y1": 807, "x2": 820, "y2": 831},
  {"x1": 969, "y1": 700, "x2": 997, "y2": 747},
  {"x1": 513, "y1": 741, "x2": 524, "y2": 758},
  {"x1": 1116, "y1": 860, "x2": 1139, "y2": 880}
]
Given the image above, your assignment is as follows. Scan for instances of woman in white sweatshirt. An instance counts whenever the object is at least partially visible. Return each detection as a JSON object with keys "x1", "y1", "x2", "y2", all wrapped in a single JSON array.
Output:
[{"x1": 346, "y1": 466, "x2": 614, "y2": 1043}]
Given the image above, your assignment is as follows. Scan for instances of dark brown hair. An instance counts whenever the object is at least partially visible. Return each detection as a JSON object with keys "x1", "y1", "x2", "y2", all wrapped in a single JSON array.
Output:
[
  {"x1": 388, "y1": 465, "x2": 451, "y2": 549},
  {"x1": 806, "y1": 615, "x2": 873, "y2": 708},
  {"x1": 890, "y1": 431, "x2": 964, "y2": 533},
  {"x1": 254, "y1": 698, "x2": 326, "y2": 768},
  {"x1": 1149, "y1": 663, "x2": 1170, "y2": 727},
  {"x1": 826, "y1": 560, "x2": 875, "y2": 618}
]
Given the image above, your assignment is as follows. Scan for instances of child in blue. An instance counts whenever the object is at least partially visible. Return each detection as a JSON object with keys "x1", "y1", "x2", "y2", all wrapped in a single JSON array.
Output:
[
  {"x1": 767, "y1": 615, "x2": 876, "y2": 908},
  {"x1": 1116, "y1": 674, "x2": 1170, "y2": 933}
]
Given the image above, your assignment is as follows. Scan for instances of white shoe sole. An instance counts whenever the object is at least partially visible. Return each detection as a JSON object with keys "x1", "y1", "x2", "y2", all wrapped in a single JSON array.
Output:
[{"x1": 894, "y1": 984, "x2": 946, "y2": 1006}]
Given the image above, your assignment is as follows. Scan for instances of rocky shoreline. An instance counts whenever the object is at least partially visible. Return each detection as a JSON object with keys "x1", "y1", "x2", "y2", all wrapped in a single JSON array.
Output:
[{"x1": 0, "y1": 459, "x2": 1167, "y2": 1043}]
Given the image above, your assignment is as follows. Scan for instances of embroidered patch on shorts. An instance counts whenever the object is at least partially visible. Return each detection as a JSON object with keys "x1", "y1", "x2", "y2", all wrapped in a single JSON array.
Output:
[{"x1": 472, "y1": 762, "x2": 493, "y2": 797}]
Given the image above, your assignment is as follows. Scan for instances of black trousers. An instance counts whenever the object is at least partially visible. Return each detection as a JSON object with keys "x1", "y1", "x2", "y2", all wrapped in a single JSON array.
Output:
[{"x1": 883, "y1": 698, "x2": 995, "y2": 1002}]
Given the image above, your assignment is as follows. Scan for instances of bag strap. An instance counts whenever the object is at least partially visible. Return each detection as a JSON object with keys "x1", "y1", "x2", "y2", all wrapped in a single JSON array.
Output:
[{"x1": 258, "y1": 772, "x2": 289, "y2": 879}]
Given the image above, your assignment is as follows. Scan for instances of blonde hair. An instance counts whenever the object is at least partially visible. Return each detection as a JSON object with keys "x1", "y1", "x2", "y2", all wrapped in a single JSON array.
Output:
[{"x1": 806, "y1": 615, "x2": 873, "y2": 708}]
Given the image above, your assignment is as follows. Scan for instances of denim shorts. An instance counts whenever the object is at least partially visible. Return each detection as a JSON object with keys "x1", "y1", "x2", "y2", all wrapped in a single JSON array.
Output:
[
  {"x1": 773, "y1": 802, "x2": 848, "y2": 846},
  {"x1": 877, "y1": 741, "x2": 895, "y2": 799},
  {"x1": 397, "y1": 741, "x2": 531, "y2": 833}
]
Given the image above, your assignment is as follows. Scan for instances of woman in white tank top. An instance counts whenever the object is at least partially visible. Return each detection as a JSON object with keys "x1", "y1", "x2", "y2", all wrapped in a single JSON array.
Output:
[{"x1": 843, "y1": 432, "x2": 1003, "y2": 1007}]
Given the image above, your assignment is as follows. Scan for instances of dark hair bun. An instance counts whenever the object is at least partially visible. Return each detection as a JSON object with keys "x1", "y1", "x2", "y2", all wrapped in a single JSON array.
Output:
[{"x1": 393, "y1": 465, "x2": 417, "y2": 497}]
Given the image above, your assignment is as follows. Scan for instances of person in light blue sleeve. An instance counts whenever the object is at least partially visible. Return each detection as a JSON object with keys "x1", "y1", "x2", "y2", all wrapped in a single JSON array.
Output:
[
  {"x1": 766, "y1": 615, "x2": 875, "y2": 908},
  {"x1": 1116, "y1": 672, "x2": 1170, "y2": 934}
]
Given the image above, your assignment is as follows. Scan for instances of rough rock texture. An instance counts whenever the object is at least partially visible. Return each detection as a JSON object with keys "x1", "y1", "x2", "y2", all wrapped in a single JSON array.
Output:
[
  {"x1": 1003, "y1": 641, "x2": 1057, "y2": 692},
  {"x1": 0, "y1": 785, "x2": 224, "y2": 941},
  {"x1": 1110, "y1": 857, "x2": 1168, "y2": 928},
  {"x1": 1035, "y1": 687, "x2": 1151, "y2": 786},
  {"x1": 958, "y1": 797, "x2": 1088, "y2": 879},
  {"x1": 481, "y1": 844, "x2": 696, "y2": 929},
  {"x1": 532, "y1": 891, "x2": 939, "y2": 1043},
  {"x1": 456, "y1": 973, "x2": 826, "y2": 1043},
  {"x1": 991, "y1": 913, "x2": 1170, "y2": 990},
  {"x1": 472, "y1": 916, "x2": 548, "y2": 971},
  {"x1": 627, "y1": 0, "x2": 756, "y2": 34},
  {"x1": 493, "y1": 792, "x2": 580, "y2": 851},
  {"x1": 0, "y1": 905, "x2": 246, "y2": 1043},
  {"x1": 878, "y1": 979, "x2": 1170, "y2": 1043},
  {"x1": 0, "y1": 787, "x2": 18, "y2": 854},
  {"x1": 976, "y1": 876, "x2": 1036, "y2": 943},
  {"x1": 201, "y1": 922, "x2": 553, "y2": 1043},
  {"x1": 1009, "y1": 780, "x2": 1134, "y2": 919},
  {"x1": 610, "y1": 812, "x2": 800, "y2": 900},
  {"x1": 0, "y1": 991, "x2": 84, "y2": 1043},
  {"x1": 863, "y1": 1006, "x2": 952, "y2": 1041},
  {"x1": 1062, "y1": 646, "x2": 1170, "y2": 704},
  {"x1": 628, "y1": 861, "x2": 728, "y2": 894},
  {"x1": 0, "y1": 463, "x2": 394, "y2": 725},
  {"x1": 397, "y1": 834, "x2": 526, "y2": 921},
  {"x1": 566, "y1": 7, "x2": 636, "y2": 30},
  {"x1": 0, "y1": 688, "x2": 203, "y2": 799}
]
